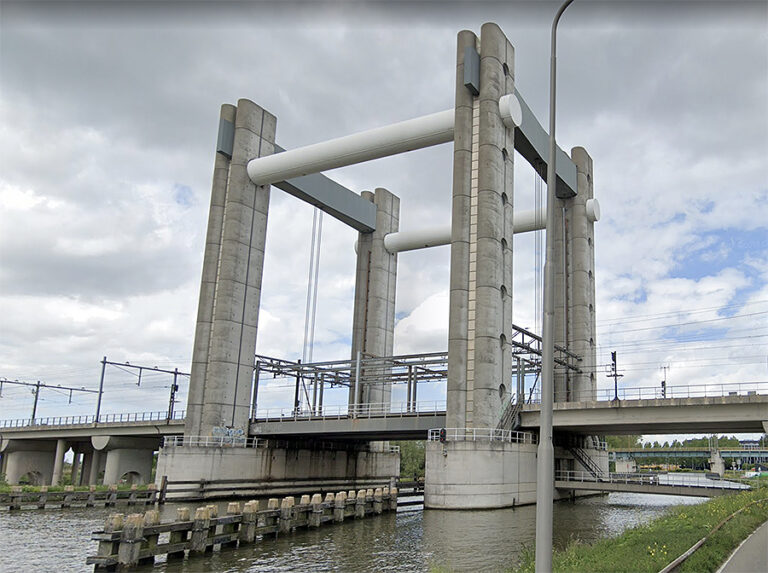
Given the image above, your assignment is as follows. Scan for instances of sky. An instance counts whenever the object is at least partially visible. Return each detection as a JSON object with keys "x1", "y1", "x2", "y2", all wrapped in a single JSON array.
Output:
[{"x1": 1, "y1": 1, "x2": 766, "y2": 443}]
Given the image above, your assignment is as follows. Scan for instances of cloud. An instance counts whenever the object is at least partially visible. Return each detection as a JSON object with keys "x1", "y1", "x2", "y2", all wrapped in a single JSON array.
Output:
[{"x1": 0, "y1": 1, "x2": 765, "y2": 440}]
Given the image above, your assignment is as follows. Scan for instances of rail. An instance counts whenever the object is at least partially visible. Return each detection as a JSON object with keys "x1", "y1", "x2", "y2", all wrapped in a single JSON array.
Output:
[
  {"x1": 253, "y1": 400, "x2": 446, "y2": 422},
  {"x1": 0, "y1": 409, "x2": 186, "y2": 429},
  {"x1": 527, "y1": 381, "x2": 768, "y2": 403},
  {"x1": 556, "y1": 470, "x2": 751, "y2": 491},
  {"x1": 427, "y1": 427, "x2": 538, "y2": 445},
  {"x1": 161, "y1": 435, "x2": 400, "y2": 454}
]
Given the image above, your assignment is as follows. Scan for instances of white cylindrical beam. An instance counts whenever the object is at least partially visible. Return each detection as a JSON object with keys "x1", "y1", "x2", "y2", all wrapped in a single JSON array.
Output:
[
  {"x1": 247, "y1": 95, "x2": 524, "y2": 186},
  {"x1": 383, "y1": 225, "x2": 452, "y2": 253},
  {"x1": 383, "y1": 206, "x2": 549, "y2": 253},
  {"x1": 247, "y1": 109, "x2": 455, "y2": 186}
]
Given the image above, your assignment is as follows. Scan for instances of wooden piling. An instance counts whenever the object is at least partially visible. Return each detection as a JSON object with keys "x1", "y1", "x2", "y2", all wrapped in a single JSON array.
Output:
[
  {"x1": 116, "y1": 513, "x2": 144, "y2": 567},
  {"x1": 139, "y1": 509, "x2": 160, "y2": 565},
  {"x1": 355, "y1": 489, "x2": 366, "y2": 518},
  {"x1": 239, "y1": 500, "x2": 258, "y2": 544},
  {"x1": 168, "y1": 507, "x2": 189, "y2": 559},
  {"x1": 308, "y1": 493, "x2": 323, "y2": 528},
  {"x1": 87, "y1": 485, "x2": 397, "y2": 570},
  {"x1": 333, "y1": 491, "x2": 346, "y2": 523},
  {"x1": 189, "y1": 506, "x2": 211, "y2": 555},
  {"x1": 279, "y1": 496, "x2": 295, "y2": 534},
  {"x1": 221, "y1": 502, "x2": 241, "y2": 548}
]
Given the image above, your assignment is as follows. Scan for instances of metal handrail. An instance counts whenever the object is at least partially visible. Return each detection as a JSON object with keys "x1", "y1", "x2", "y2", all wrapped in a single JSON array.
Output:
[
  {"x1": 252, "y1": 400, "x2": 446, "y2": 422},
  {"x1": 162, "y1": 435, "x2": 266, "y2": 448},
  {"x1": 527, "y1": 381, "x2": 768, "y2": 404},
  {"x1": 0, "y1": 409, "x2": 186, "y2": 429},
  {"x1": 427, "y1": 427, "x2": 538, "y2": 445},
  {"x1": 556, "y1": 470, "x2": 751, "y2": 490}
]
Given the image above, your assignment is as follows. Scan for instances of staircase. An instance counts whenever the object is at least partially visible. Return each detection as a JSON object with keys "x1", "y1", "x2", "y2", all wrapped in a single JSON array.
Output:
[
  {"x1": 569, "y1": 446, "x2": 603, "y2": 480},
  {"x1": 497, "y1": 396, "x2": 522, "y2": 431}
]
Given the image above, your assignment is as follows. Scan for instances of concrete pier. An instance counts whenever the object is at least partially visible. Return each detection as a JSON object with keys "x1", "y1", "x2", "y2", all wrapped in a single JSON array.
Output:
[
  {"x1": 0, "y1": 439, "x2": 56, "y2": 485},
  {"x1": 553, "y1": 146, "x2": 598, "y2": 402},
  {"x1": 350, "y1": 187, "x2": 400, "y2": 408},
  {"x1": 92, "y1": 436, "x2": 159, "y2": 485},
  {"x1": 156, "y1": 441, "x2": 399, "y2": 500}
]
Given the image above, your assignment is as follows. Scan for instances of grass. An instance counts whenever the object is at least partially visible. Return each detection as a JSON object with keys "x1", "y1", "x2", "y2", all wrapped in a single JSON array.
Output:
[
  {"x1": 0, "y1": 483, "x2": 151, "y2": 494},
  {"x1": 511, "y1": 487, "x2": 768, "y2": 573}
]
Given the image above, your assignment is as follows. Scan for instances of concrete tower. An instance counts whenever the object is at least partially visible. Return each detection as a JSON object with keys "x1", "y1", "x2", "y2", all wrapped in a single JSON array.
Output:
[
  {"x1": 447, "y1": 23, "x2": 516, "y2": 431},
  {"x1": 185, "y1": 99, "x2": 276, "y2": 437}
]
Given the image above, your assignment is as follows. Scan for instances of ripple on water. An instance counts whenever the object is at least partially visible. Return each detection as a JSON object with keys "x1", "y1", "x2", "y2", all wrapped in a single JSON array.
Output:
[{"x1": 0, "y1": 493, "x2": 706, "y2": 573}]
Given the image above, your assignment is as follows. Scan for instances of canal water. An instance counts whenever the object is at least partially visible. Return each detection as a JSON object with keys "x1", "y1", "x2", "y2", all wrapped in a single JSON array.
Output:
[{"x1": 0, "y1": 490, "x2": 708, "y2": 572}]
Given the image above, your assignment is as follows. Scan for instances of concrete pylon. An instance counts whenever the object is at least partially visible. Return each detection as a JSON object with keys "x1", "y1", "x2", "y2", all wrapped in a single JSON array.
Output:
[
  {"x1": 187, "y1": 99, "x2": 276, "y2": 437},
  {"x1": 186, "y1": 103, "x2": 237, "y2": 437},
  {"x1": 350, "y1": 187, "x2": 399, "y2": 408},
  {"x1": 553, "y1": 147, "x2": 597, "y2": 402},
  {"x1": 51, "y1": 439, "x2": 67, "y2": 486},
  {"x1": 447, "y1": 23, "x2": 515, "y2": 430}
]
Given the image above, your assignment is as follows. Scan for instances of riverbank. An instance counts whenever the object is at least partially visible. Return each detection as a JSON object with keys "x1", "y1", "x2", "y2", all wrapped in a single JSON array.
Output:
[{"x1": 512, "y1": 486, "x2": 768, "y2": 573}]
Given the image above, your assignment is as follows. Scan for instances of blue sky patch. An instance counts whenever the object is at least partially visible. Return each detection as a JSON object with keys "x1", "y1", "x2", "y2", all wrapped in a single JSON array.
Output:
[
  {"x1": 671, "y1": 228, "x2": 766, "y2": 282},
  {"x1": 173, "y1": 184, "x2": 194, "y2": 207}
]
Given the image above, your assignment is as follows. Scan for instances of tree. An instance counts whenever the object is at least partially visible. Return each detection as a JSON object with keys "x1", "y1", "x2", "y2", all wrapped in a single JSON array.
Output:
[{"x1": 393, "y1": 440, "x2": 426, "y2": 479}]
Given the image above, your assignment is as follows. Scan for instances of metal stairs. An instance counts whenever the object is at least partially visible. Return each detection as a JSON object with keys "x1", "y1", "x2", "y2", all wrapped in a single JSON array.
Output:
[
  {"x1": 569, "y1": 445, "x2": 603, "y2": 480},
  {"x1": 497, "y1": 396, "x2": 522, "y2": 431}
]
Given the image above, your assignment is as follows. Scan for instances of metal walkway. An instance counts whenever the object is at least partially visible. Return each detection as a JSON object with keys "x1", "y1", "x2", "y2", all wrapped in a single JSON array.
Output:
[{"x1": 555, "y1": 471, "x2": 751, "y2": 498}]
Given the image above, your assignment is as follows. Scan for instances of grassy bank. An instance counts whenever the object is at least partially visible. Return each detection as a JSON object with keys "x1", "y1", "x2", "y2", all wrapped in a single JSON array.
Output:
[
  {"x1": 0, "y1": 483, "x2": 151, "y2": 494},
  {"x1": 512, "y1": 487, "x2": 768, "y2": 573}
]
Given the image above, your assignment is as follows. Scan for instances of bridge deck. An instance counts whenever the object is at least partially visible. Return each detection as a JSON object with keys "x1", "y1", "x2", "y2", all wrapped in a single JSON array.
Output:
[{"x1": 521, "y1": 394, "x2": 768, "y2": 434}]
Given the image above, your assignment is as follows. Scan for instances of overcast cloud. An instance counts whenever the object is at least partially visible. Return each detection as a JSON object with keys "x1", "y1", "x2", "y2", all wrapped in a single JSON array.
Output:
[{"x1": 1, "y1": 1, "x2": 766, "y2": 442}]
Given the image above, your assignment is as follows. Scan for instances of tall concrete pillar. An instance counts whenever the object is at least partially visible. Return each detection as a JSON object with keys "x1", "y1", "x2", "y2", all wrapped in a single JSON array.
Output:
[
  {"x1": 553, "y1": 147, "x2": 597, "y2": 402},
  {"x1": 70, "y1": 444, "x2": 81, "y2": 485},
  {"x1": 194, "y1": 99, "x2": 276, "y2": 436},
  {"x1": 88, "y1": 448, "x2": 102, "y2": 485},
  {"x1": 51, "y1": 439, "x2": 67, "y2": 486},
  {"x1": 186, "y1": 104, "x2": 237, "y2": 437},
  {"x1": 350, "y1": 187, "x2": 399, "y2": 407},
  {"x1": 447, "y1": 23, "x2": 516, "y2": 430}
]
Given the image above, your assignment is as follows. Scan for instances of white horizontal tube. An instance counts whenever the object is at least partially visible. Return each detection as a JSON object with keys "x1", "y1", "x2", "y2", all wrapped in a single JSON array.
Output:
[
  {"x1": 384, "y1": 207, "x2": 546, "y2": 253},
  {"x1": 248, "y1": 109, "x2": 455, "y2": 186}
]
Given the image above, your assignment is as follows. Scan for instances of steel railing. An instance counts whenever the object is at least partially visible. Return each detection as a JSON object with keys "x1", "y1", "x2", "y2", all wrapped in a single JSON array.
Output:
[
  {"x1": 252, "y1": 400, "x2": 446, "y2": 422},
  {"x1": 556, "y1": 470, "x2": 752, "y2": 490},
  {"x1": 162, "y1": 435, "x2": 265, "y2": 448},
  {"x1": 0, "y1": 409, "x2": 186, "y2": 429},
  {"x1": 427, "y1": 427, "x2": 538, "y2": 445},
  {"x1": 527, "y1": 381, "x2": 768, "y2": 404},
  {"x1": 162, "y1": 435, "x2": 401, "y2": 454}
]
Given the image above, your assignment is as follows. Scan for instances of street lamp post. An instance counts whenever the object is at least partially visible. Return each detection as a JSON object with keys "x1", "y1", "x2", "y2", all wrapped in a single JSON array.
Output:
[{"x1": 535, "y1": 1, "x2": 574, "y2": 571}]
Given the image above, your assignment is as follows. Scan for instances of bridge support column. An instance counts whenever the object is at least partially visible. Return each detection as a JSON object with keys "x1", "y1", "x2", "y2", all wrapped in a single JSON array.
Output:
[
  {"x1": 187, "y1": 98, "x2": 277, "y2": 438},
  {"x1": 553, "y1": 147, "x2": 598, "y2": 402},
  {"x1": 0, "y1": 439, "x2": 56, "y2": 485},
  {"x1": 156, "y1": 443, "x2": 399, "y2": 500},
  {"x1": 51, "y1": 439, "x2": 68, "y2": 486},
  {"x1": 93, "y1": 436, "x2": 159, "y2": 485},
  {"x1": 447, "y1": 23, "x2": 515, "y2": 430},
  {"x1": 709, "y1": 451, "x2": 725, "y2": 477},
  {"x1": 350, "y1": 187, "x2": 399, "y2": 408},
  {"x1": 88, "y1": 449, "x2": 102, "y2": 485}
]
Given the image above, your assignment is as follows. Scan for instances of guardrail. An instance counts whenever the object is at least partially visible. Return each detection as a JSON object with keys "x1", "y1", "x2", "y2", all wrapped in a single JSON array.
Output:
[
  {"x1": 162, "y1": 436, "x2": 400, "y2": 454},
  {"x1": 427, "y1": 427, "x2": 538, "y2": 445},
  {"x1": 253, "y1": 400, "x2": 446, "y2": 422},
  {"x1": 527, "y1": 381, "x2": 768, "y2": 404},
  {"x1": 556, "y1": 470, "x2": 751, "y2": 491},
  {"x1": 0, "y1": 409, "x2": 186, "y2": 429}
]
